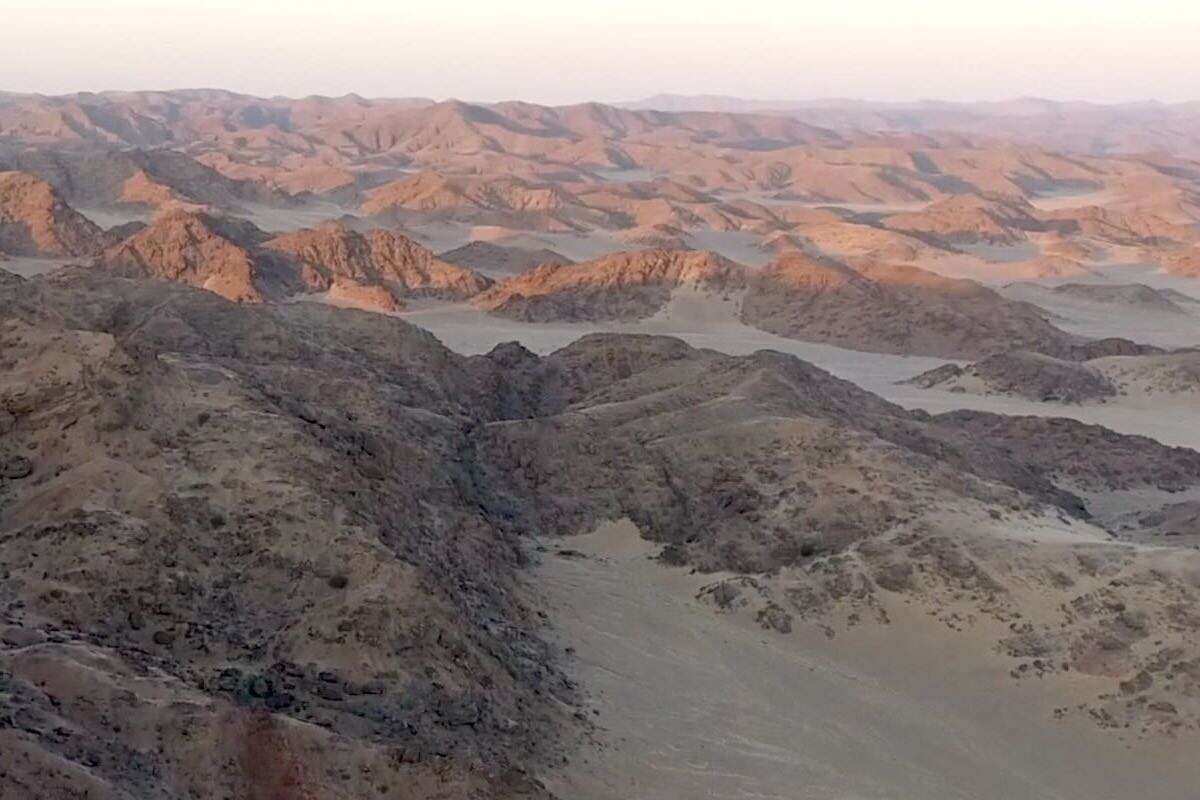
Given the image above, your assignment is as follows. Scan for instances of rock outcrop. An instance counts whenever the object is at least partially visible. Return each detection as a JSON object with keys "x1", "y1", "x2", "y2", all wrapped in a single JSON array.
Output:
[
  {"x1": 264, "y1": 222, "x2": 493, "y2": 304},
  {"x1": 96, "y1": 208, "x2": 266, "y2": 302},
  {"x1": 474, "y1": 249, "x2": 746, "y2": 321},
  {"x1": 96, "y1": 215, "x2": 492, "y2": 309},
  {"x1": 0, "y1": 171, "x2": 110, "y2": 257}
]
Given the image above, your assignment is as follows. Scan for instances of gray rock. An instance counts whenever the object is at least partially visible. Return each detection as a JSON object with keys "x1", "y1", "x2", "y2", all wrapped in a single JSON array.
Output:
[
  {"x1": 1, "y1": 626, "x2": 47, "y2": 648},
  {"x1": 0, "y1": 455, "x2": 33, "y2": 480}
]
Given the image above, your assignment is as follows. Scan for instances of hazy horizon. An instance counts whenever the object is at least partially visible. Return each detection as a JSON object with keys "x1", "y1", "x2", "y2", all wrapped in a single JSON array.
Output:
[
  {"x1": 4, "y1": 1, "x2": 1198, "y2": 105},
  {"x1": 4, "y1": 87, "x2": 1200, "y2": 110}
]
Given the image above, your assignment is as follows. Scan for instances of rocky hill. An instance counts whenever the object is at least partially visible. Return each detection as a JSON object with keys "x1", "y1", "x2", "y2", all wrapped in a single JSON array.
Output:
[
  {"x1": 264, "y1": 222, "x2": 493, "y2": 303},
  {"x1": 740, "y1": 253, "x2": 1082, "y2": 358},
  {"x1": 96, "y1": 208, "x2": 267, "y2": 302},
  {"x1": 0, "y1": 148, "x2": 291, "y2": 212},
  {"x1": 361, "y1": 171, "x2": 594, "y2": 231},
  {"x1": 1051, "y1": 283, "x2": 1192, "y2": 313},
  {"x1": 95, "y1": 213, "x2": 493, "y2": 310},
  {"x1": 882, "y1": 194, "x2": 1044, "y2": 245},
  {"x1": 905, "y1": 341, "x2": 1194, "y2": 404},
  {"x1": 0, "y1": 171, "x2": 110, "y2": 257},
  {"x1": 904, "y1": 351, "x2": 1119, "y2": 403},
  {"x1": 438, "y1": 241, "x2": 572, "y2": 277},
  {"x1": 0, "y1": 268, "x2": 575, "y2": 800},
  {"x1": 4, "y1": 269, "x2": 1200, "y2": 797},
  {"x1": 474, "y1": 249, "x2": 746, "y2": 321}
]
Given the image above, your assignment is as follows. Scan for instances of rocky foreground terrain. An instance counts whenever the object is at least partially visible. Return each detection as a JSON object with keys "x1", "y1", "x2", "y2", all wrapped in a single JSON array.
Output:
[
  {"x1": 3, "y1": 86, "x2": 1200, "y2": 798},
  {"x1": 4, "y1": 267, "x2": 1200, "y2": 797}
]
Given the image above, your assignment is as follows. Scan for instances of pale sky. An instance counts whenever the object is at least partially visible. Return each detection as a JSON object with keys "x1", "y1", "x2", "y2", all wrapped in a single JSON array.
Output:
[{"x1": 3, "y1": 0, "x2": 1198, "y2": 104}]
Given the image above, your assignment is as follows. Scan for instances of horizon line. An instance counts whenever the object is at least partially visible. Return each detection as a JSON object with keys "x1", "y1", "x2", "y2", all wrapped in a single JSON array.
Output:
[{"x1": 2, "y1": 87, "x2": 1198, "y2": 110}]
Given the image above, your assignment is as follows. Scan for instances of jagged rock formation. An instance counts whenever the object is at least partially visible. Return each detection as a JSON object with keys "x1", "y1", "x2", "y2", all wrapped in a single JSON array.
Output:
[
  {"x1": 95, "y1": 213, "x2": 492, "y2": 309},
  {"x1": 264, "y1": 222, "x2": 493, "y2": 303},
  {"x1": 0, "y1": 171, "x2": 110, "y2": 257},
  {"x1": 474, "y1": 249, "x2": 746, "y2": 321},
  {"x1": 740, "y1": 253, "x2": 1081, "y2": 358},
  {"x1": 96, "y1": 208, "x2": 266, "y2": 302}
]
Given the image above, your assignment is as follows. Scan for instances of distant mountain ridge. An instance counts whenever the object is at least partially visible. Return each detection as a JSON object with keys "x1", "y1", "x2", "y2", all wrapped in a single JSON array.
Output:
[{"x1": 621, "y1": 94, "x2": 1200, "y2": 156}]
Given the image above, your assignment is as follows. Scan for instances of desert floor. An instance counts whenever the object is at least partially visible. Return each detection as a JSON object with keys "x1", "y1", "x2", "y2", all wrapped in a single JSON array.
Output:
[{"x1": 536, "y1": 520, "x2": 1200, "y2": 800}]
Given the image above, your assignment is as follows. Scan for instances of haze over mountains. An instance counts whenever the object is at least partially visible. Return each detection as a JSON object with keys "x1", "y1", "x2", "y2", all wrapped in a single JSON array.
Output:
[
  {"x1": 4, "y1": 86, "x2": 1200, "y2": 800},
  {"x1": 624, "y1": 94, "x2": 1200, "y2": 156}
]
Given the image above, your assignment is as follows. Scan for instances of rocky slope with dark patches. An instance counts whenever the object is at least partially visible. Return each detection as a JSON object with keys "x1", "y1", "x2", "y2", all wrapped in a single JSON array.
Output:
[
  {"x1": 474, "y1": 334, "x2": 1200, "y2": 571},
  {"x1": 0, "y1": 269, "x2": 573, "y2": 800},
  {"x1": 439, "y1": 241, "x2": 573, "y2": 278},
  {"x1": 4, "y1": 269, "x2": 1200, "y2": 800},
  {"x1": 741, "y1": 253, "x2": 1083, "y2": 359},
  {"x1": 930, "y1": 410, "x2": 1200, "y2": 494},
  {"x1": 905, "y1": 351, "x2": 1119, "y2": 403}
]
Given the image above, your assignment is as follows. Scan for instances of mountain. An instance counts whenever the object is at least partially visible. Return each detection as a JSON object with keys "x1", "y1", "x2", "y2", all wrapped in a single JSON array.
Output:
[
  {"x1": 0, "y1": 171, "x2": 110, "y2": 257},
  {"x1": 0, "y1": 146, "x2": 292, "y2": 212},
  {"x1": 0, "y1": 268, "x2": 573, "y2": 800},
  {"x1": 787, "y1": 219, "x2": 951, "y2": 263},
  {"x1": 474, "y1": 249, "x2": 746, "y2": 321},
  {"x1": 1046, "y1": 205, "x2": 1200, "y2": 247},
  {"x1": 740, "y1": 253, "x2": 1082, "y2": 358},
  {"x1": 437, "y1": 241, "x2": 572, "y2": 277},
  {"x1": 96, "y1": 209, "x2": 266, "y2": 302},
  {"x1": 1050, "y1": 283, "x2": 1192, "y2": 313},
  {"x1": 904, "y1": 351, "x2": 1120, "y2": 403},
  {"x1": 95, "y1": 212, "x2": 492, "y2": 309},
  {"x1": 4, "y1": 267, "x2": 1200, "y2": 798},
  {"x1": 264, "y1": 222, "x2": 493, "y2": 302},
  {"x1": 622, "y1": 95, "x2": 1200, "y2": 157},
  {"x1": 882, "y1": 194, "x2": 1045, "y2": 245}
]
